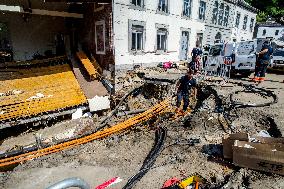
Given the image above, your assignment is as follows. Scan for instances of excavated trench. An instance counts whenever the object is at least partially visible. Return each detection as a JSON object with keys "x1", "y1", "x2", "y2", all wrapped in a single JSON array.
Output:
[{"x1": 0, "y1": 70, "x2": 283, "y2": 189}]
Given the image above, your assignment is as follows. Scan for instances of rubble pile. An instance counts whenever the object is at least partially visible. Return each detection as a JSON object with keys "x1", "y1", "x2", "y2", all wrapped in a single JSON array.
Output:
[{"x1": 0, "y1": 68, "x2": 283, "y2": 189}]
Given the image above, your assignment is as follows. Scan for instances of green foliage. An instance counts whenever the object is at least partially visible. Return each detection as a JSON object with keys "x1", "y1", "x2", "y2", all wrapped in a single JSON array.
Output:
[
  {"x1": 245, "y1": 0, "x2": 284, "y2": 24},
  {"x1": 256, "y1": 12, "x2": 268, "y2": 23}
]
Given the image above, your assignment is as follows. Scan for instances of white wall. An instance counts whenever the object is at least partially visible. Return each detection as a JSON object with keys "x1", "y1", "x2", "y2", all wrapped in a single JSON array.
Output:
[
  {"x1": 203, "y1": 0, "x2": 256, "y2": 44},
  {"x1": 203, "y1": 0, "x2": 236, "y2": 44},
  {"x1": 256, "y1": 26, "x2": 284, "y2": 40},
  {"x1": 113, "y1": 0, "x2": 205, "y2": 69},
  {"x1": 0, "y1": 12, "x2": 68, "y2": 60},
  {"x1": 231, "y1": 6, "x2": 256, "y2": 42}
]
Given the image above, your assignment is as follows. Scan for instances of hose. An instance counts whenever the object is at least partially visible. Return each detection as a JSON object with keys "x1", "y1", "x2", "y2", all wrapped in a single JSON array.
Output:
[
  {"x1": 229, "y1": 84, "x2": 278, "y2": 109},
  {"x1": 122, "y1": 127, "x2": 167, "y2": 189},
  {"x1": 0, "y1": 100, "x2": 170, "y2": 167}
]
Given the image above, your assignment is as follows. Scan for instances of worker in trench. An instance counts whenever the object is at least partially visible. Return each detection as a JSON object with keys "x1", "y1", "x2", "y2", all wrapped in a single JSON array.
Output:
[{"x1": 175, "y1": 69, "x2": 197, "y2": 115}]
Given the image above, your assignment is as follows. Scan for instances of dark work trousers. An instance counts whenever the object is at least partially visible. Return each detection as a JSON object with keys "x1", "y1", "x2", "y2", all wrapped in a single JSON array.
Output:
[
  {"x1": 255, "y1": 60, "x2": 269, "y2": 77},
  {"x1": 176, "y1": 91, "x2": 190, "y2": 111}
]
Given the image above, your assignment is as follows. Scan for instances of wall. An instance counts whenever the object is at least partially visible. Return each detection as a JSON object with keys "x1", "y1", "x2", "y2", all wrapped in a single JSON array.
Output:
[
  {"x1": 80, "y1": 4, "x2": 114, "y2": 71},
  {"x1": 203, "y1": 0, "x2": 256, "y2": 44},
  {"x1": 113, "y1": 0, "x2": 205, "y2": 69},
  {"x1": 0, "y1": 12, "x2": 68, "y2": 61},
  {"x1": 256, "y1": 26, "x2": 284, "y2": 41},
  {"x1": 231, "y1": 6, "x2": 256, "y2": 42},
  {"x1": 203, "y1": 0, "x2": 236, "y2": 44}
]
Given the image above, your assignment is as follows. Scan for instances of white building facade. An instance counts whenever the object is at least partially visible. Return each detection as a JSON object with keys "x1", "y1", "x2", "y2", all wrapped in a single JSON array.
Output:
[
  {"x1": 113, "y1": 0, "x2": 257, "y2": 69},
  {"x1": 255, "y1": 22, "x2": 284, "y2": 41},
  {"x1": 113, "y1": 0, "x2": 206, "y2": 69},
  {"x1": 204, "y1": 0, "x2": 257, "y2": 45}
]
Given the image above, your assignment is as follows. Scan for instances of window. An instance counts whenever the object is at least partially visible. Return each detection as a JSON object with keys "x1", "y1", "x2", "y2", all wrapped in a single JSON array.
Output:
[
  {"x1": 131, "y1": 0, "x2": 143, "y2": 7},
  {"x1": 218, "y1": 3, "x2": 224, "y2": 25},
  {"x1": 243, "y1": 16, "x2": 248, "y2": 30},
  {"x1": 95, "y1": 20, "x2": 105, "y2": 54},
  {"x1": 157, "y1": 28, "x2": 168, "y2": 51},
  {"x1": 262, "y1": 29, "x2": 266, "y2": 36},
  {"x1": 131, "y1": 25, "x2": 144, "y2": 51},
  {"x1": 199, "y1": 1, "x2": 206, "y2": 20},
  {"x1": 158, "y1": 0, "x2": 168, "y2": 13},
  {"x1": 223, "y1": 5, "x2": 229, "y2": 27},
  {"x1": 212, "y1": 1, "x2": 218, "y2": 24},
  {"x1": 183, "y1": 0, "x2": 192, "y2": 17},
  {"x1": 275, "y1": 30, "x2": 279, "y2": 35},
  {"x1": 129, "y1": 20, "x2": 145, "y2": 53},
  {"x1": 250, "y1": 18, "x2": 254, "y2": 32},
  {"x1": 235, "y1": 13, "x2": 241, "y2": 28}
]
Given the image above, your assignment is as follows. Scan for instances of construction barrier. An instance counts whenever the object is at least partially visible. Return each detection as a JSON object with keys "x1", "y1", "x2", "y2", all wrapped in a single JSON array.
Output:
[{"x1": 204, "y1": 56, "x2": 232, "y2": 80}]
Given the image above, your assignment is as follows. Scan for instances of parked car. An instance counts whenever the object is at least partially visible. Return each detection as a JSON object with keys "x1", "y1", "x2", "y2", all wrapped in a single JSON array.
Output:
[{"x1": 271, "y1": 47, "x2": 284, "y2": 69}]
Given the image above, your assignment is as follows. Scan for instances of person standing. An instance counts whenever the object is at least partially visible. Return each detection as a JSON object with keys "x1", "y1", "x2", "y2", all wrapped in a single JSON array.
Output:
[
  {"x1": 175, "y1": 69, "x2": 197, "y2": 115},
  {"x1": 254, "y1": 41, "x2": 273, "y2": 82},
  {"x1": 191, "y1": 44, "x2": 203, "y2": 61},
  {"x1": 189, "y1": 44, "x2": 203, "y2": 72}
]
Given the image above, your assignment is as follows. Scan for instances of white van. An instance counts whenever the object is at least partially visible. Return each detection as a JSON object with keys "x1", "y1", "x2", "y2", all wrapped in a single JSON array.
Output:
[{"x1": 206, "y1": 40, "x2": 257, "y2": 77}]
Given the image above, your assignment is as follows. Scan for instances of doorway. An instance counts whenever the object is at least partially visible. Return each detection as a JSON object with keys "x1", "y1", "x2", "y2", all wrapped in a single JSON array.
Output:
[{"x1": 180, "y1": 31, "x2": 189, "y2": 60}]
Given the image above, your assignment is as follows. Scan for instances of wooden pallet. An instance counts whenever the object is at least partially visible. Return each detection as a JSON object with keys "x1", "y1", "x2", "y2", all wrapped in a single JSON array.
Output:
[{"x1": 0, "y1": 64, "x2": 87, "y2": 121}]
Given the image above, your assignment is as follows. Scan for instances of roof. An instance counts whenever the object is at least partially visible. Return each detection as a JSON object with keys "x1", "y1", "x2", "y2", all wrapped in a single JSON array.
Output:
[
  {"x1": 257, "y1": 22, "x2": 284, "y2": 28},
  {"x1": 237, "y1": 0, "x2": 258, "y2": 13}
]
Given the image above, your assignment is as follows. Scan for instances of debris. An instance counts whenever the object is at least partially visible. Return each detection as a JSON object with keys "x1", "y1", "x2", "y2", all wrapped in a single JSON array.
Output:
[
  {"x1": 83, "y1": 112, "x2": 92, "y2": 118},
  {"x1": 222, "y1": 133, "x2": 249, "y2": 159},
  {"x1": 162, "y1": 175, "x2": 203, "y2": 189},
  {"x1": 178, "y1": 176, "x2": 203, "y2": 189},
  {"x1": 257, "y1": 130, "x2": 271, "y2": 138},
  {"x1": 95, "y1": 177, "x2": 123, "y2": 189},
  {"x1": 162, "y1": 178, "x2": 180, "y2": 189},
  {"x1": 223, "y1": 133, "x2": 284, "y2": 175},
  {"x1": 233, "y1": 140, "x2": 284, "y2": 175},
  {"x1": 72, "y1": 107, "x2": 84, "y2": 120},
  {"x1": 88, "y1": 96, "x2": 110, "y2": 112},
  {"x1": 243, "y1": 144, "x2": 255, "y2": 149},
  {"x1": 26, "y1": 93, "x2": 45, "y2": 100}
]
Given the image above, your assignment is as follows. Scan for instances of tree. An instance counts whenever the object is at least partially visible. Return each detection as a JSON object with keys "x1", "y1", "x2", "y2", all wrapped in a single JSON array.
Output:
[{"x1": 245, "y1": 0, "x2": 284, "y2": 24}]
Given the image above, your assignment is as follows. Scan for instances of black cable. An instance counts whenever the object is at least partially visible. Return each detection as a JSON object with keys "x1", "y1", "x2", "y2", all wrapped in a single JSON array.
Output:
[
  {"x1": 100, "y1": 86, "x2": 143, "y2": 126},
  {"x1": 123, "y1": 127, "x2": 167, "y2": 189},
  {"x1": 229, "y1": 84, "x2": 278, "y2": 110}
]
